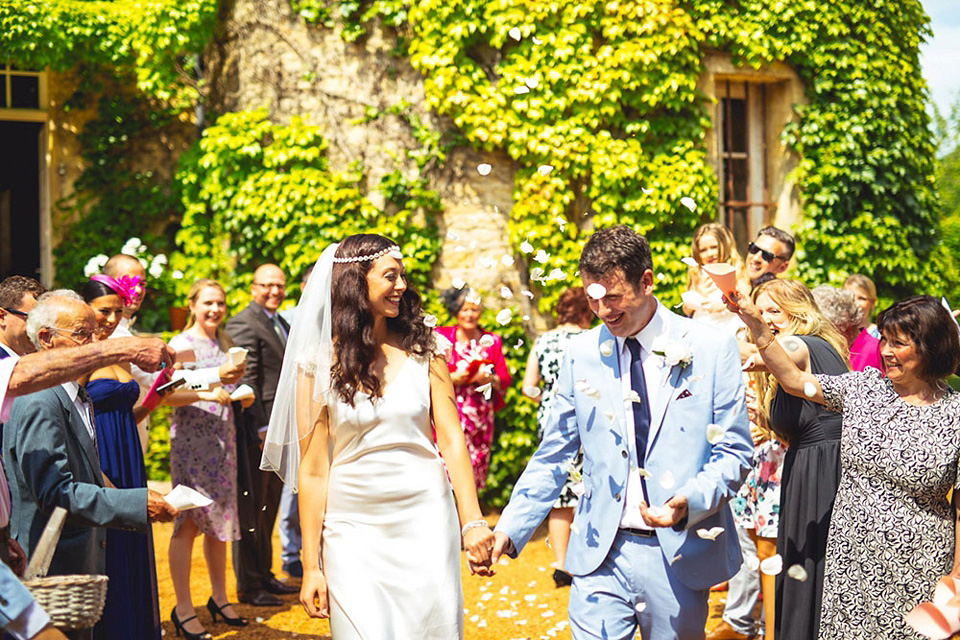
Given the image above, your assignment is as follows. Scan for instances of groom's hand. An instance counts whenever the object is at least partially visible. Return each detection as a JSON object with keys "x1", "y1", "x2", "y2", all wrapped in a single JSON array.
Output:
[
  {"x1": 490, "y1": 531, "x2": 515, "y2": 565},
  {"x1": 639, "y1": 495, "x2": 688, "y2": 528}
]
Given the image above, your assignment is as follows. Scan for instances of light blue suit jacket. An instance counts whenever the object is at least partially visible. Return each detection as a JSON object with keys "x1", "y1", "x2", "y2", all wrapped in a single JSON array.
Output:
[
  {"x1": 0, "y1": 552, "x2": 38, "y2": 632},
  {"x1": 496, "y1": 305, "x2": 752, "y2": 589}
]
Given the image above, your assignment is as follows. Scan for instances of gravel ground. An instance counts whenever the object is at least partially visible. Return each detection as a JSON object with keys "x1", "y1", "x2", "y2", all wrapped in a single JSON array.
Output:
[{"x1": 151, "y1": 484, "x2": 729, "y2": 639}]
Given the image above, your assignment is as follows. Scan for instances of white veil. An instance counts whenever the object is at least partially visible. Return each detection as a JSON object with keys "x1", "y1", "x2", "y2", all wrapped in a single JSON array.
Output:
[{"x1": 260, "y1": 242, "x2": 339, "y2": 491}]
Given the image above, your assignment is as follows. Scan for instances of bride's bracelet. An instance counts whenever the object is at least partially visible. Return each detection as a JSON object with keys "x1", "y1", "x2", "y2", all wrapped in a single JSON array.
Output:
[{"x1": 461, "y1": 519, "x2": 489, "y2": 537}]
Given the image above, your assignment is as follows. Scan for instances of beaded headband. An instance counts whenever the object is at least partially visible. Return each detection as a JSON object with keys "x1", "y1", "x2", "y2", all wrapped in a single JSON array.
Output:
[{"x1": 332, "y1": 245, "x2": 403, "y2": 264}]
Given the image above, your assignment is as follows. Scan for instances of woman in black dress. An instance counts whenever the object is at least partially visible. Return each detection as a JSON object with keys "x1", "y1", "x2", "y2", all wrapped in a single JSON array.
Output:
[{"x1": 746, "y1": 280, "x2": 849, "y2": 640}]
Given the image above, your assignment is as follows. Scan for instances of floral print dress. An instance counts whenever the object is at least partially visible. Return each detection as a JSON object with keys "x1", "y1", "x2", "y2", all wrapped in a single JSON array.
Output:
[{"x1": 168, "y1": 332, "x2": 240, "y2": 541}]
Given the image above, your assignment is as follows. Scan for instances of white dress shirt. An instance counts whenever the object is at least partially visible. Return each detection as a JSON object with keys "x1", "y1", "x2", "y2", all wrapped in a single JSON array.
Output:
[{"x1": 617, "y1": 302, "x2": 668, "y2": 530}]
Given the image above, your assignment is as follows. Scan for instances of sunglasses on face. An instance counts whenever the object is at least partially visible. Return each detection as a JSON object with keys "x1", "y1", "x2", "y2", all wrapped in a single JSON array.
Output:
[
  {"x1": 2, "y1": 307, "x2": 28, "y2": 319},
  {"x1": 747, "y1": 242, "x2": 782, "y2": 263}
]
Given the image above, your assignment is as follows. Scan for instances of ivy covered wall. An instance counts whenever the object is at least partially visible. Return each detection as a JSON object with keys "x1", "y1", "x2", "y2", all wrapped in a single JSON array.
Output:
[{"x1": 0, "y1": 0, "x2": 948, "y2": 499}]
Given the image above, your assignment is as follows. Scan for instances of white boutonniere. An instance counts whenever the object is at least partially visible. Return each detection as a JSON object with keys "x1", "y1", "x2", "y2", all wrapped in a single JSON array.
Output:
[{"x1": 650, "y1": 337, "x2": 693, "y2": 369}]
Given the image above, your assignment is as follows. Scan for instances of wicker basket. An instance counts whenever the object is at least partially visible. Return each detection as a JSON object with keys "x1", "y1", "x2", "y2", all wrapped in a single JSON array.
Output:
[{"x1": 23, "y1": 574, "x2": 109, "y2": 629}]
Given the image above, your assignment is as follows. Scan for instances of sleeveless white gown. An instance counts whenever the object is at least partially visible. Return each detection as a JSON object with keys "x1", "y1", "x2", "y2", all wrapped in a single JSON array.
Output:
[{"x1": 323, "y1": 355, "x2": 464, "y2": 639}]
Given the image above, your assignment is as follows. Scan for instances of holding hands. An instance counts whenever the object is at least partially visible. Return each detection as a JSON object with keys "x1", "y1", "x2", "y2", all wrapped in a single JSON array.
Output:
[{"x1": 462, "y1": 521, "x2": 496, "y2": 576}]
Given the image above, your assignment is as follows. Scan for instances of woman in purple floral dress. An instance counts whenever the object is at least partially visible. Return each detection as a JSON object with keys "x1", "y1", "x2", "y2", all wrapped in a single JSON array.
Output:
[
  {"x1": 435, "y1": 285, "x2": 512, "y2": 489},
  {"x1": 165, "y1": 279, "x2": 252, "y2": 639}
]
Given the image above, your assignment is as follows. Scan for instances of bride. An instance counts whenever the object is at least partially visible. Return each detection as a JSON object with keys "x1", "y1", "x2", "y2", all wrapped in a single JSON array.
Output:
[{"x1": 261, "y1": 234, "x2": 496, "y2": 638}]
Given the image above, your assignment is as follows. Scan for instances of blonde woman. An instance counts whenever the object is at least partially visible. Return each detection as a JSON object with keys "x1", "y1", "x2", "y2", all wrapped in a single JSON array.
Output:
[
  {"x1": 742, "y1": 280, "x2": 849, "y2": 640},
  {"x1": 682, "y1": 222, "x2": 749, "y2": 333}
]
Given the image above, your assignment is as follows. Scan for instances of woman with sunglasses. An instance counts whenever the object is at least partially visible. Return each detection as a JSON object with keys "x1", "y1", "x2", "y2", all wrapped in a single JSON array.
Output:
[{"x1": 81, "y1": 274, "x2": 163, "y2": 640}]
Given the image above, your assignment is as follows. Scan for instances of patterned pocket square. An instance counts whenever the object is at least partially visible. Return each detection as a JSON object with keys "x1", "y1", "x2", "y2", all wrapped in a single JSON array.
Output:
[{"x1": 676, "y1": 389, "x2": 693, "y2": 400}]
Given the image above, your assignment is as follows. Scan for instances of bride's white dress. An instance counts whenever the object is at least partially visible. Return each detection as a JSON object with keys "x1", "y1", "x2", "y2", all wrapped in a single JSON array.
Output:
[{"x1": 323, "y1": 355, "x2": 463, "y2": 639}]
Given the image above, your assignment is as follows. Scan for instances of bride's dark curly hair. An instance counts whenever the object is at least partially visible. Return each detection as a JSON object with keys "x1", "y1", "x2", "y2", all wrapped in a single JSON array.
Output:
[{"x1": 331, "y1": 233, "x2": 435, "y2": 405}]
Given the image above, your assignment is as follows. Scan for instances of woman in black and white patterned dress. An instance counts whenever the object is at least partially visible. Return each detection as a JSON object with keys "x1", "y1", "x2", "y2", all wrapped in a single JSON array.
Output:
[
  {"x1": 522, "y1": 287, "x2": 593, "y2": 587},
  {"x1": 730, "y1": 293, "x2": 960, "y2": 639}
]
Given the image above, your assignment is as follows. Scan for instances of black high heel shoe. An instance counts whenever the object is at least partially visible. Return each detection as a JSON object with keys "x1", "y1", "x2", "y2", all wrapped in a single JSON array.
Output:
[
  {"x1": 171, "y1": 607, "x2": 213, "y2": 640},
  {"x1": 207, "y1": 597, "x2": 250, "y2": 626}
]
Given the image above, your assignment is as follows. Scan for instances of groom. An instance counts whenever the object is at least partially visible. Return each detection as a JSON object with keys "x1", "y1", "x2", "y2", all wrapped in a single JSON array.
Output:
[{"x1": 492, "y1": 226, "x2": 752, "y2": 639}]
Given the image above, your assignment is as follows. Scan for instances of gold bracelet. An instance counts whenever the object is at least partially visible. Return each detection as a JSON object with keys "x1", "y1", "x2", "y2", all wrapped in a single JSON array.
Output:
[{"x1": 756, "y1": 336, "x2": 776, "y2": 351}]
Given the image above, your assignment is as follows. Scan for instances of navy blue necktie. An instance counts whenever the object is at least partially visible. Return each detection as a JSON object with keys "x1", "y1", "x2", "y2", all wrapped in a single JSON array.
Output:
[{"x1": 626, "y1": 338, "x2": 651, "y2": 466}]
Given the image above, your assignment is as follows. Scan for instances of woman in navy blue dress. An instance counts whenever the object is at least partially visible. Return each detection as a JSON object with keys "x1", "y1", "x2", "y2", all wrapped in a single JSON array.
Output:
[{"x1": 82, "y1": 274, "x2": 161, "y2": 640}]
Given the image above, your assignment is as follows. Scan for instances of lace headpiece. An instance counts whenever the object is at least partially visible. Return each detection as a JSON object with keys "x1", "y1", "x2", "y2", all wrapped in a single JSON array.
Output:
[{"x1": 332, "y1": 245, "x2": 403, "y2": 264}]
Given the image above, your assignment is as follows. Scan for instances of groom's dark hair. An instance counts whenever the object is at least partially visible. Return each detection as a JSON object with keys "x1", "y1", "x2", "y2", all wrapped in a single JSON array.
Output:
[{"x1": 579, "y1": 225, "x2": 653, "y2": 289}]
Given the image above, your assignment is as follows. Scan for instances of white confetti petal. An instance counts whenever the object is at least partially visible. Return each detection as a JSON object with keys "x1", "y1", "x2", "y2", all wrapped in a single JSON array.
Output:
[
  {"x1": 604, "y1": 411, "x2": 616, "y2": 422},
  {"x1": 641, "y1": 187, "x2": 654, "y2": 194},
  {"x1": 447, "y1": 230, "x2": 460, "y2": 241},
  {"x1": 423, "y1": 314, "x2": 438, "y2": 328},
  {"x1": 522, "y1": 289, "x2": 535, "y2": 299},
  {"x1": 803, "y1": 382, "x2": 817, "y2": 398},
  {"x1": 624, "y1": 390, "x2": 642, "y2": 404},
  {"x1": 696, "y1": 526, "x2": 725, "y2": 541},
  {"x1": 532, "y1": 36, "x2": 543, "y2": 44},
  {"x1": 681, "y1": 256, "x2": 699, "y2": 268},
  {"x1": 706, "y1": 423, "x2": 725, "y2": 444},
  {"x1": 477, "y1": 382, "x2": 493, "y2": 400},
  {"x1": 537, "y1": 165, "x2": 554, "y2": 176},
  {"x1": 534, "y1": 249, "x2": 549, "y2": 263},
  {"x1": 530, "y1": 267, "x2": 545, "y2": 281},
  {"x1": 659, "y1": 470, "x2": 675, "y2": 489},
  {"x1": 496, "y1": 308, "x2": 513, "y2": 325},
  {"x1": 760, "y1": 554, "x2": 783, "y2": 576},
  {"x1": 477, "y1": 163, "x2": 492, "y2": 176},
  {"x1": 465, "y1": 292, "x2": 482, "y2": 306},
  {"x1": 520, "y1": 240, "x2": 534, "y2": 254},
  {"x1": 525, "y1": 76, "x2": 539, "y2": 89},
  {"x1": 478, "y1": 256, "x2": 496, "y2": 269},
  {"x1": 513, "y1": 339, "x2": 525, "y2": 349},
  {"x1": 586, "y1": 283, "x2": 607, "y2": 299},
  {"x1": 452, "y1": 277, "x2": 466, "y2": 289},
  {"x1": 787, "y1": 564, "x2": 808, "y2": 581},
  {"x1": 508, "y1": 27, "x2": 522, "y2": 40},
  {"x1": 637, "y1": 468, "x2": 653, "y2": 479},
  {"x1": 478, "y1": 334, "x2": 496, "y2": 348},
  {"x1": 635, "y1": 602, "x2": 646, "y2": 613},
  {"x1": 523, "y1": 386, "x2": 542, "y2": 399},
  {"x1": 514, "y1": 85, "x2": 530, "y2": 95},
  {"x1": 500, "y1": 285, "x2": 514, "y2": 298},
  {"x1": 680, "y1": 197, "x2": 697, "y2": 212},
  {"x1": 501, "y1": 254, "x2": 515, "y2": 267},
  {"x1": 600, "y1": 339, "x2": 614, "y2": 357},
  {"x1": 547, "y1": 268, "x2": 565, "y2": 280}
]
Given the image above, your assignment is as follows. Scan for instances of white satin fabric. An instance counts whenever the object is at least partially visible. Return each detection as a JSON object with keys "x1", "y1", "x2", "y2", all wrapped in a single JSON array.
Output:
[{"x1": 323, "y1": 355, "x2": 463, "y2": 639}]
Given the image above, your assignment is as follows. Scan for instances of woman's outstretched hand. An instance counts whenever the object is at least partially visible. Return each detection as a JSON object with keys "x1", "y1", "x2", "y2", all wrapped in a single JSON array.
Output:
[
  {"x1": 301, "y1": 568, "x2": 329, "y2": 618},
  {"x1": 724, "y1": 291, "x2": 765, "y2": 332},
  {"x1": 463, "y1": 526, "x2": 497, "y2": 576}
]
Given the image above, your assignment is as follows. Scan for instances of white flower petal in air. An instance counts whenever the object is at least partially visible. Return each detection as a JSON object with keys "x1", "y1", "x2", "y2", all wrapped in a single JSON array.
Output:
[
  {"x1": 635, "y1": 602, "x2": 646, "y2": 613},
  {"x1": 534, "y1": 249, "x2": 549, "y2": 263},
  {"x1": 477, "y1": 163, "x2": 492, "y2": 176},
  {"x1": 478, "y1": 334, "x2": 496, "y2": 348},
  {"x1": 681, "y1": 256, "x2": 699, "y2": 268},
  {"x1": 537, "y1": 165, "x2": 554, "y2": 176},
  {"x1": 452, "y1": 277, "x2": 466, "y2": 289},
  {"x1": 604, "y1": 411, "x2": 616, "y2": 422},
  {"x1": 513, "y1": 339, "x2": 524, "y2": 349},
  {"x1": 532, "y1": 36, "x2": 543, "y2": 44},
  {"x1": 787, "y1": 564, "x2": 808, "y2": 581},
  {"x1": 477, "y1": 382, "x2": 493, "y2": 400},
  {"x1": 465, "y1": 292, "x2": 483, "y2": 306},
  {"x1": 637, "y1": 468, "x2": 652, "y2": 479},
  {"x1": 659, "y1": 470, "x2": 675, "y2": 489},
  {"x1": 525, "y1": 76, "x2": 539, "y2": 89},
  {"x1": 803, "y1": 382, "x2": 817, "y2": 398},
  {"x1": 423, "y1": 314, "x2": 438, "y2": 328},
  {"x1": 496, "y1": 308, "x2": 513, "y2": 325},
  {"x1": 514, "y1": 85, "x2": 530, "y2": 95},
  {"x1": 500, "y1": 285, "x2": 514, "y2": 299},
  {"x1": 523, "y1": 386, "x2": 542, "y2": 399},
  {"x1": 530, "y1": 267, "x2": 545, "y2": 281},
  {"x1": 641, "y1": 187, "x2": 654, "y2": 194},
  {"x1": 680, "y1": 197, "x2": 697, "y2": 212},
  {"x1": 746, "y1": 556, "x2": 761, "y2": 571},
  {"x1": 696, "y1": 526, "x2": 724, "y2": 541},
  {"x1": 508, "y1": 27, "x2": 522, "y2": 40},
  {"x1": 520, "y1": 240, "x2": 534, "y2": 254},
  {"x1": 586, "y1": 283, "x2": 607, "y2": 300},
  {"x1": 522, "y1": 289, "x2": 535, "y2": 299},
  {"x1": 624, "y1": 390, "x2": 642, "y2": 405},
  {"x1": 547, "y1": 268, "x2": 565, "y2": 281},
  {"x1": 760, "y1": 554, "x2": 783, "y2": 576},
  {"x1": 600, "y1": 340, "x2": 615, "y2": 357},
  {"x1": 478, "y1": 256, "x2": 496, "y2": 269},
  {"x1": 706, "y1": 423, "x2": 725, "y2": 444},
  {"x1": 447, "y1": 230, "x2": 460, "y2": 241},
  {"x1": 501, "y1": 254, "x2": 515, "y2": 267}
]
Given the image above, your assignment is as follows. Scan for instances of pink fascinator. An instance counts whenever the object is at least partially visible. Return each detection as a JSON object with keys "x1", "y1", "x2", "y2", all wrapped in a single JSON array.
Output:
[{"x1": 91, "y1": 274, "x2": 145, "y2": 308}]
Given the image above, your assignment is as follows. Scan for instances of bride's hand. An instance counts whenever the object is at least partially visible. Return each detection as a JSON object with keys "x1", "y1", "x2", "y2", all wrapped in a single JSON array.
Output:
[
  {"x1": 463, "y1": 526, "x2": 497, "y2": 577},
  {"x1": 300, "y1": 568, "x2": 329, "y2": 618}
]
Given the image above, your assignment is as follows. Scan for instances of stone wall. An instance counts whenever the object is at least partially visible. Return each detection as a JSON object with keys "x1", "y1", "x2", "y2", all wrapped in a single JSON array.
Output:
[{"x1": 204, "y1": 0, "x2": 547, "y2": 328}]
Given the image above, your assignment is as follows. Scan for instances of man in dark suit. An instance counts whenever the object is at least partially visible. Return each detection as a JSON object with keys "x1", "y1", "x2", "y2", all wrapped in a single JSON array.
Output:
[
  {"x1": 226, "y1": 264, "x2": 297, "y2": 605},
  {"x1": 3, "y1": 291, "x2": 177, "y2": 639}
]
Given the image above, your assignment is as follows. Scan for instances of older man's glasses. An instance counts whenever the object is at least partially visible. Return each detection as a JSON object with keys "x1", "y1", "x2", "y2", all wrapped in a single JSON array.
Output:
[
  {"x1": 747, "y1": 242, "x2": 783, "y2": 263},
  {"x1": 48, "y1": 327, "x2": 95, "y2": 345},
  {"x1": 253, "y1": 282, "x2": 285, "y2": 291},
  {"x1": 2, "y1": 307, "x2": 28, "y2": 319}
]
